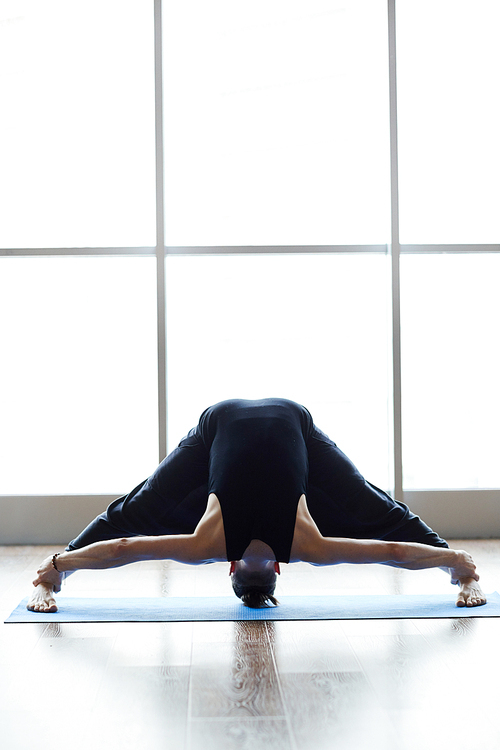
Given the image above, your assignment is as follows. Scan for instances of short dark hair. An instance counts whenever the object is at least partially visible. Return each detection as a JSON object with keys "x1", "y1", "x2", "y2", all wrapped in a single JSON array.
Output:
[{"x1": 231, "y1": 571, "x2": 279, "y2": 608}]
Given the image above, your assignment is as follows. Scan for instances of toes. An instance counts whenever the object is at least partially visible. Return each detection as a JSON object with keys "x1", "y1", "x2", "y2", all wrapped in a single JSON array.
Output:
[
  {"x1": 469, "y1": 591, "x2": 487, "y2": 607},
  {"x1": 457, "y1": 591, "x2": 488, "y2": 608},
  {"x1": 26, "y1": 596, "x2": 57, "y2": 613}
]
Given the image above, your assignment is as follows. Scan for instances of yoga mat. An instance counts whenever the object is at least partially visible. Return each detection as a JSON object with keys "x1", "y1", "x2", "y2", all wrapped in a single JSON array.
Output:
[{"x1": 5, "y1": 592, "x2": 500, "y2": 623}]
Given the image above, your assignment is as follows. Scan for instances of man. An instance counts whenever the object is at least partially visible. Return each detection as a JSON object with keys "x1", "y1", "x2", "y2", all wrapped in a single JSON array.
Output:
[{"x1": 28, "y1": 399, "x2": 486, "y2": 611}]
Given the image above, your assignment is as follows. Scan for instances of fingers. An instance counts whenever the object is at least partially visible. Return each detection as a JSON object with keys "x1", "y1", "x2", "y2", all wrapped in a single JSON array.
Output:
[
  {"x1": 468, "y1": 572, "x2": 479, "y2": 582},
  {"x1": 454, "y1": 551, "x2": 479, "y2": 581},
  {"x1": 460, "y1": 576, "x2": 477, "y2": 584},
  {"x1": 450, "y1": 566, "x2": 480, "y2": 583},
  {"x1": 33, "y1": 563, "x2": 62, "y2": 588}
]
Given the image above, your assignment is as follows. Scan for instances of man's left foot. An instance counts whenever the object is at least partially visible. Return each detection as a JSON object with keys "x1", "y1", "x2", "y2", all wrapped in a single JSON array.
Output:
[{"x1": 27, "y1": 583, "x2": 58, "y2": 613}]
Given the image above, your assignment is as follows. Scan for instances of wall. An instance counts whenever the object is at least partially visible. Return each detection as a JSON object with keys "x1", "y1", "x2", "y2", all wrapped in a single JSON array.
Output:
[{"x1": 1, "y1": 491, "x2": 499, "y2": 545}]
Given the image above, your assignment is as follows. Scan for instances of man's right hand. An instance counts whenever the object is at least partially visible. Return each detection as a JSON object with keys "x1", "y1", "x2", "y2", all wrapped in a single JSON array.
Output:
[{"x1": 449, "y1": 550, "x2": 479, "y2": 584}]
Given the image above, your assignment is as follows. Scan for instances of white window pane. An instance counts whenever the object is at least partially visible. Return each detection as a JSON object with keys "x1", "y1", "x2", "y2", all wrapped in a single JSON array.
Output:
[
  {"x1": 397, "y1": 0, "x2": 500, "y2": 244},
  {"x1": 166, "y1": 254, "x2": 391, "y2": 489},
  {"x1": 401, "y1": 255, "x2": 500, "y2": 489},
  {"x1": 163, "y1": 0, "x2": 390, "y2": 245},
  {"x1": 0, "y1": 257, "x2": 158, "y2": 493},
  {"x1": 0, "y1": 1, "x2": 156, "y2": 248}
]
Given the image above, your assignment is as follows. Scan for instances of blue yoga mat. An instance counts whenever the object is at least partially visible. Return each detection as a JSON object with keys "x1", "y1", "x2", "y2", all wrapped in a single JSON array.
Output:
[{"x1": 5, "y1": 592, "x2": 500, "y2": 623}]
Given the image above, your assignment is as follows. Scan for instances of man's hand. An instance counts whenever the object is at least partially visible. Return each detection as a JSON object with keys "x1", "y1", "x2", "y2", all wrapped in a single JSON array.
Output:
[
  {"x1": 32, "y1": 556, "x2": 63, "y2": 592},
  {"x1": 448, "y1": 550, "x2": 479, "y2": 585}
]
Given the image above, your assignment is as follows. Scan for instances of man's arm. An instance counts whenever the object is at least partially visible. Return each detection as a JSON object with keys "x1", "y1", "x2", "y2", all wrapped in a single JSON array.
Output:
[
  {"x1": 290, "y1": 495, "x2": 478, "y2": 581},
  {"x1": 298, "y1": 535, "x2": 478, "y2": 580},
  {"x1": 32, "y1": 535, "x2": 216, "y2": 585},
  {"x1": 32, "y1": 493, "x2": 227, "y2": 588}
]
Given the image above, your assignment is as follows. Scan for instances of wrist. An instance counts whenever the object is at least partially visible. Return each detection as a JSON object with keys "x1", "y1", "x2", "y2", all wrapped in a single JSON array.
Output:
[
  {"x1": 448, "y1": 549, "x2": 460, "y2": 568},
  {"x1": 52, "y1": 551, "x2": 70, "y2": 573}
]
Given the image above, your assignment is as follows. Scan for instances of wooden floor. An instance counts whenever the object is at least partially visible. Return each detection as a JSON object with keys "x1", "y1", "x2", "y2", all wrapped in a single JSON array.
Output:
[{"x1": 1, "y1": 540, "x2": 499, "y2": 750}]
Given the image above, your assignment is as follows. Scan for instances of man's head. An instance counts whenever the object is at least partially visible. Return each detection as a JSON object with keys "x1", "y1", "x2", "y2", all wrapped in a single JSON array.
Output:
[{"x1": 230, "y1": 560, "x2": 279, "y2": 608}]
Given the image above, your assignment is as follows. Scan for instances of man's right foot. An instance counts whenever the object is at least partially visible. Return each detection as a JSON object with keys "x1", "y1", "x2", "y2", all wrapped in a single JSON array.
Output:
[
  {"x1": 456, "y1": 579, "x2": 487, "y2": 607},
  {"x1": 27, "y1": 583, "x2": 58, "y2": 613}
]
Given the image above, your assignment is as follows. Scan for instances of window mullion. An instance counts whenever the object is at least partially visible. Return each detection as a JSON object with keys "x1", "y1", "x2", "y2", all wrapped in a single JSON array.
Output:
[
  {"x1": 388, "y1": 0, "x2": 403, "y2": 502},
  {"x1": 155, "y1": 0, "x2": 167, "y2": 462}
]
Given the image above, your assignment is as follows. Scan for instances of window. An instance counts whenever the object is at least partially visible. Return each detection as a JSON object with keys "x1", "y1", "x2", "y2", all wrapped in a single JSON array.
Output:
[
  {"x1": 1, "y1": 0, "x2": 499, "y2": 522},
  {"x1": 163, "y1": 0, "x2": 390, "y2": 245},
  {"x1": 401, "y1": 254, "x2": 500, "y2": 489},
  {"x1": 397, "y1": 0, "x2": 500, "y2": 244},
  {"x1": 0, "y1": 257, "x2": 158, "y2": 493},
  {"x1": 166, "y1": 253, "x2": 391, "y2": 488},
  {"x1": 0, "y1": 0, "x2": 155, "y2": 248}
]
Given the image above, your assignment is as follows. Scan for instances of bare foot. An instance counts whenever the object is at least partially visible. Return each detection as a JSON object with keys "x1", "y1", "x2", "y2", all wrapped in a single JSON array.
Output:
[
  {"x1": 27, "y1": 583, "x2": 58, "y2": 613},
  {"x1": 456, "y1": 579, "x2": 487, "y2": 608}
]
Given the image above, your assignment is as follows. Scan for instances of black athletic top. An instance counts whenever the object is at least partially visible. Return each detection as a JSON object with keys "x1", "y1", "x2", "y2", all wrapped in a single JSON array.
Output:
[{"x1": 197, "y1": 398, "x2": 312, "y2": 562}]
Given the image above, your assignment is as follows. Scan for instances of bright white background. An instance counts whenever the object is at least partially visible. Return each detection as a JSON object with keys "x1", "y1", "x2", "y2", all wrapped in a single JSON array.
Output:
[
  {"x1": 0, "y1": 257, "x2": 158, "y2": 493},
  {"x1": 166, "y1": 253, "x2": 391, "y2": 489},
  {"x1": 396, "y1": 0, "x2": 500, "y2": 243},
  {"x1": 0, "y1": 0, "x2": 156, "y2": 248},
  {"x1": 1, "y1": 0, "x2": 499, "y2": 506},
  {"x1": 401, "y1": 254, "x2": 500, "y2": 489},
  {"x1": 163, "y1": 0, "x2": 390, "y2": 245}
]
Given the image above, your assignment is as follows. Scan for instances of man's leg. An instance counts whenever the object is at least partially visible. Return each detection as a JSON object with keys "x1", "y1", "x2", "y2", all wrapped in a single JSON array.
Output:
[
  {"x1": 28, "y1": 428, "x2": 210, "y2": 612},
  {"x1": 68, "y1": 426, "x2": 211, "y2": 550},
  {"x1": 306, "y1": 426, "x2": 447, "y2": 545},
  {"x1": 306, "y1": 426, "x2": 486, "y2": 606}
]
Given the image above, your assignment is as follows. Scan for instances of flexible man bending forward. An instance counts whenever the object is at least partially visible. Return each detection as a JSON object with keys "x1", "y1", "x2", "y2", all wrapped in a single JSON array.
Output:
[
  {"x1": 29, "y1": 494, "x2": 486, "y2": 612},
  {"x1": 27, "y1": 399, "x2": 487, "y2": 611}
]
